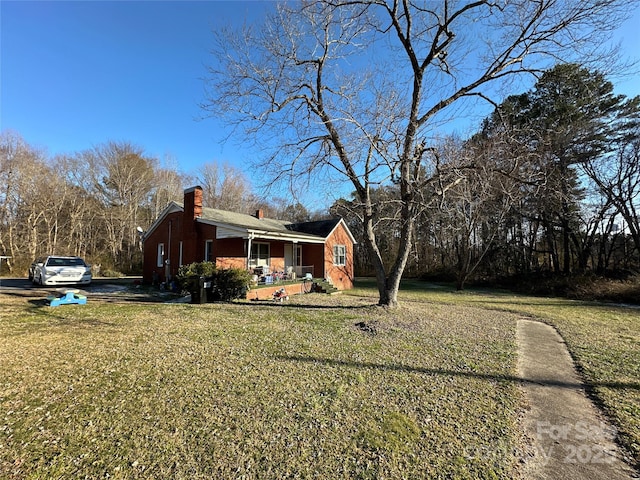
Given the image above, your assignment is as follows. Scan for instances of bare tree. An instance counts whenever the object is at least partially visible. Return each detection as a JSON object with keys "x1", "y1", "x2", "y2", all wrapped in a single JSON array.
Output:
[
  {"x1": 149, "y1": 167, "x2": 185, "y2": 221},
  {"x1": 197, "y1": 161, "x2": 255, "y2": 212},
  {"x1": 0, "y1": 131, "x2": 52, "y2": 270},
  {"x1": 429, "y1": 135, "x2": 521, "y2": 290},
  {"x1": 585, "y1": 131, "x2": 640, "y2": 258},
  {"x1": 84, "y1": 141, "x2": 156, "y2": 271},
  {"x1": 172, "y1": 1, "x2": 640, "y2": 305},
  {"x1": 51, "y1": 154, "x2": 101, "y2": 258}
]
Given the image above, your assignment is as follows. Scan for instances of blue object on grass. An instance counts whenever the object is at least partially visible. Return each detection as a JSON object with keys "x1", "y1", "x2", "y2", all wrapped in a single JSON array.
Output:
[{"x1": 47, "y1": 289, "x2": 87, "y2": 307}]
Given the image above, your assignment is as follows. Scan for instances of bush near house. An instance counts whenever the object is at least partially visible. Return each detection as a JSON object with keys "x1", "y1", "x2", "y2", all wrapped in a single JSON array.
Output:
[
  {"x1": 176, "y1": 262, "x2": 251, "y2": 302},
  {"x1": 210, "y1": 268, "x2": 252, "y2": 301},
  {"x1": 176, "y1": 261, "x2": 217, "y2": 282}
]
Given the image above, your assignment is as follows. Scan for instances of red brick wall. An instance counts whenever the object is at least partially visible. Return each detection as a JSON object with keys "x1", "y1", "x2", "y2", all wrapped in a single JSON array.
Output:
[
  {"x1": 216, "y1": 238, "x2": 245, "y2": 257},
  {"x1": 142, "y1": 211, "x2": 186, "y2": 284},
  {"x1": 247, "y1": 282, "x2": 309, "y2": 300},
  {"x1": 300, "y1": 243, "x2": 323, "y2": 278},
  {"x1": 213, "y1": 238, "x2": 288, "y2": 272},
  {"x1": 217, "y1": 257, "x2": 247, "y2": 269},
  {"x1": 324, "y1": 223, "x2": 354, "y2": 290},
  {"x1": 142, "y1": 213, "x2": 218, "y2": 284}
]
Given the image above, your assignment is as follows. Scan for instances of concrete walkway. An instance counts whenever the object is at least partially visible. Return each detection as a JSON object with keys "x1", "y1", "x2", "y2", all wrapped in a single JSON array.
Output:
[{"x1": 517, "y1": 319, "x2": 638, "y2": 479}]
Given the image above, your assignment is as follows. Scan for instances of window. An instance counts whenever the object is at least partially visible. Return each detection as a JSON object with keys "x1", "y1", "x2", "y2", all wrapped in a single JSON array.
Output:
[
  {"x1": 178, "y1": 241, "x2": 183, "y2": 267},
  {"x1": 333, "y1": 245, "x2": 346, "y2": 266},
  {"x1": 47, "y1": 257, "x2": 85, "y2": 267},
  {"x1": 157, "y1": 243, "x2": 165, "y2": 267},
  {"x1": 204, "y1": 240, "x2": 214, "y2": 262},
  {"x1": 250, "y1": 242, "x2": 270, "y2": 267}
]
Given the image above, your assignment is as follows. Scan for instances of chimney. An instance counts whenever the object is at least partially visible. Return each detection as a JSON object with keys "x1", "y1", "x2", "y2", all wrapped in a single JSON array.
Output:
[
  {"x1": 255, "y1": 209, "x2": 264, "y2": 220},
  {"x1": 184, "y1": 186, "x2": 203, "y2": 220}
]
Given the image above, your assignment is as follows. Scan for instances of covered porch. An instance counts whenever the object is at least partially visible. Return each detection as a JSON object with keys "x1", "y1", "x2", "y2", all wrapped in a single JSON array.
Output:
[{"x1": 213, "y1": 224, "x2": 326, "y2": 286}]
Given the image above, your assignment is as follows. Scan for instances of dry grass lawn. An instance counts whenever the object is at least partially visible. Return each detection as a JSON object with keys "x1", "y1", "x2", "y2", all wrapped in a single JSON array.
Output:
[
  {"x1": 2, "y1": 280, "x2": 638, "y2": 478},
  {"x1": 1, "y1": 286, "x2": 525, "y2": 479}
]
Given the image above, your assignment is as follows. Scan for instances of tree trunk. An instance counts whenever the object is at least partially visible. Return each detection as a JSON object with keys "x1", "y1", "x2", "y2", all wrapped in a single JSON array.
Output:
[
  {"x1": 362, "y1": 198, "x2": 415, "y2": 308},
  {"x1": 542, "y1": 216, "x2": 560, "y2": 273}
]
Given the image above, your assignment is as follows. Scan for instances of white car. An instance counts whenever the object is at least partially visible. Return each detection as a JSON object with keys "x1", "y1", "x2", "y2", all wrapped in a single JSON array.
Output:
[{"x1": 29, "y1": 256, "x2": 92, "y2": 286}]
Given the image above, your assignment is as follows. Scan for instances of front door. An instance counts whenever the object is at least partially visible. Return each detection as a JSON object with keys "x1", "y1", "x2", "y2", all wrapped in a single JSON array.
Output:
[
  {"x1": 250, "y1": 242, "x2": 270, "y2": 269},
  {"x1": 284, "y1": 244, "x2": 293, "y2": 270},
  {"x1": 284, "y1": 244, "x2": 302, "y2": 276}
]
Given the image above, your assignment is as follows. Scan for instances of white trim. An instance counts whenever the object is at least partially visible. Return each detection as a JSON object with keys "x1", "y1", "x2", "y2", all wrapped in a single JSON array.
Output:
[
  {"x1": 143, "y1": 202, "x2": 182, "y2": 240},
  {"x1": 249, "y1": 241, "x2": 270, "y2": 268},
  {"x1": 333, "y1": 245, "x2": 347, "y2": 266},
  {"x1": 216, "y1": 224, "x2": 251, "y2": 239},
  {"x1": 326, "y1": 219, "x2": 358, "y2": 245},
  {"x1": 198, "y1": 219, "x2": 326, "y2": 243},
  {"x1": 204, "y1": 239, "x2": 214, "y2": 261},
  {"x1": 247, "y1": 231, "x2": 326, "y2": 243}
]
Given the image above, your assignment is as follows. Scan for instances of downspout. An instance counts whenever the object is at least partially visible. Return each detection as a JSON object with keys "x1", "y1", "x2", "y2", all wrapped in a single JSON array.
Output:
[{"x1": 166, "y1": 220, "x2": 172, "y2": 281}]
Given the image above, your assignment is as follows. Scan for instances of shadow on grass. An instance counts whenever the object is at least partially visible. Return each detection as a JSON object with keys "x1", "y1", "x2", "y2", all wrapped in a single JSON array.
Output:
[
  {"x1": 17, "y1": 300, "x2": 117, "y2": 327},
  {"x1": 248, "y1": 300, "x2": 375, "y2": 310},
  {"x1": 275, "y1": 354, "x2": 640, "y2": 392}
]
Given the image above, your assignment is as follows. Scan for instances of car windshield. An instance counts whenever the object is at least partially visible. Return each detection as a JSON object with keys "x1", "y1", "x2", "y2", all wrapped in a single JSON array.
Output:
[{"x1": 46, "y1": 257, "x2": 85, "y2": 267}]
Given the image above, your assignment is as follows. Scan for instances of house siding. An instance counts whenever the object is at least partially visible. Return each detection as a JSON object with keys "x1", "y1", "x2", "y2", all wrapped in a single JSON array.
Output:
[
  {"x1": 217, "y1": 257, "x2": 247, "y2": 270},
  {"x1": 269, "y1": 241, "x2": 285, "y2": 273},
  {"x1": 142, "y1": 212, "x2": 218, "y2": 284}
]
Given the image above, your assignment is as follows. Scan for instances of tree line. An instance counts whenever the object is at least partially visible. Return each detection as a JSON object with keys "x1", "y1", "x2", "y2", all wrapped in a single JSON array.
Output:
[
  {"x1": 0, "y1": 133, "x2": 317, "y2": 276},
  {"x1": 203, "y1": 0, "x2": 637, "y2": 306},
  {"x1": 0, "y1": 60, "x2": 640, "y2": 288},
  {"x1": 331, "y1": 64, "x2": 640, "y2": 289},
  {"x1": 3, "y1": 64, "x2": 637, "y2": 287}
]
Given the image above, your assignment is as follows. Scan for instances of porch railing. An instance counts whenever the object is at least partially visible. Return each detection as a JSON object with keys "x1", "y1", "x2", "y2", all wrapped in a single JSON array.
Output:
[
  {"x1": 295, "y1": 265, "x2": 314, "y2": 278},
  {"x1": 250, "y1": 265, "x2": 314, "y2": 285}
]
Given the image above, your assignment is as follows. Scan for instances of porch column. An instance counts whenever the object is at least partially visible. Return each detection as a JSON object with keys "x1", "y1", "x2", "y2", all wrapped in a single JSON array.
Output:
[
  {"x1": 246, "y1": 234, "x2": 253, "y2": 270},
  {"x1": 293, "y1": 240, "x2": 298, "y2": 277}
]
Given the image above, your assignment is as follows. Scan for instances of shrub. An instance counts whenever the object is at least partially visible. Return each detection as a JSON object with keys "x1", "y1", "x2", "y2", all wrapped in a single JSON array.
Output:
[
  {"x1": 176, "y1": 261, "x2": 217, "y2": 292},
  {"x1": 100, "y1": 269, "x2": 124, "y2": 278},
  {"x1": 498, "y1": 272, "x2": 640, "y2": 305},
  {"x1": 175, "y1": 262, "x2": 251, "y2": 301},
  {"x1": 210, "y1": 268, "x2": 252, "y2": 301}
]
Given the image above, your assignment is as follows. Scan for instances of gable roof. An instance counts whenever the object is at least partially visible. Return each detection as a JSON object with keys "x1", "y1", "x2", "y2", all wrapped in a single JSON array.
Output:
[
  {"x1": 292, "y1": 218, "x2": 358, "y2": 245},
  {"x1": 143, "y1": 202, "x2": 355, "y2": 244},
  {"x1": 286, "y1": 218, "x2": 341, "y2": 237},
  {"x1": 199, "y1": 206, "x2": 291, "y2": 233},
  {"x1": 196, "y1": 205, "x2": 326, "y2": 242}
]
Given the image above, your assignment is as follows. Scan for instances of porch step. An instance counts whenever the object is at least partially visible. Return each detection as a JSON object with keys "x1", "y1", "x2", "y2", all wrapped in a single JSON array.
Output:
[{"x1": 314, "y1": 280, "x2": 341, "y2": 295}]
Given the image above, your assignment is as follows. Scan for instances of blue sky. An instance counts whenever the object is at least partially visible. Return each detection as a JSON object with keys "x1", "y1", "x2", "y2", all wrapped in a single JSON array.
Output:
[
  {"x1": 2, "y1": 1, "x2": 639, "y2": 206},
  {"x1": 1, "y1": 1, "x2": 272, "y2": 180}
]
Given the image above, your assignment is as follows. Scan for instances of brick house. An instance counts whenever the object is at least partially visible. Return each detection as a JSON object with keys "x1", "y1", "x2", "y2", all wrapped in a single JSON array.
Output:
[{"x1": 141, "y1": 186, "x2": 356, "y2": 292}]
